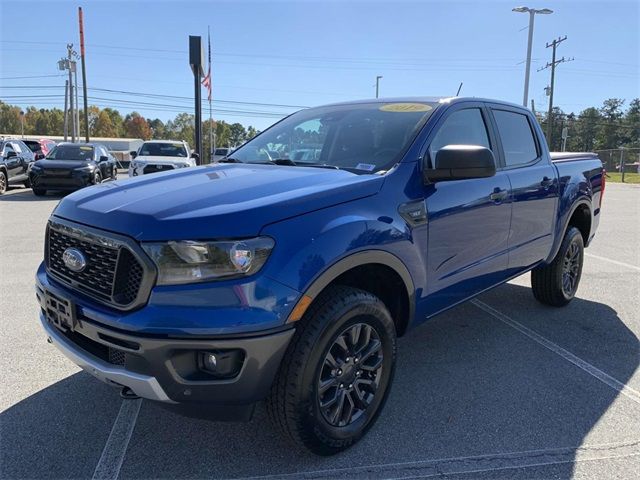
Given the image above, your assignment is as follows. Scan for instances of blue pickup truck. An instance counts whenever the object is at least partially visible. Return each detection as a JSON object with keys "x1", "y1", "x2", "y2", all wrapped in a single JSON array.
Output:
[{"x1": 37, "y1": 97, "x2": 604, "y2": 455}]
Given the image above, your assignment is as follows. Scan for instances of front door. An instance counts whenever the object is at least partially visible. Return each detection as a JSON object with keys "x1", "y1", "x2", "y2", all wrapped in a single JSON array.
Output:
[{"x1": 422, "y1": 104, "x2": 512, "y2": 316}]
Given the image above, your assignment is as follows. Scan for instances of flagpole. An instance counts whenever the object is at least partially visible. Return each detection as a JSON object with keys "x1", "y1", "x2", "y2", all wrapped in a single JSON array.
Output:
[{"x1": 208, "y1": 26, "x2": 214, "y2": 164}]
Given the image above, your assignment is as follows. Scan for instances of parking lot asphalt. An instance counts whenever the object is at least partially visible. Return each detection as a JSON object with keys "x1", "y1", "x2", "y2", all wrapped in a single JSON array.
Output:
[{"x1": 1, "y1": 180, "x2": 638, "y2": 479}]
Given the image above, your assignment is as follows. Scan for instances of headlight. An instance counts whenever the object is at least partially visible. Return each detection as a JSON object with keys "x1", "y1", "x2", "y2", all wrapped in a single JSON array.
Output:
[
  {"x1": 75, "y1": 165, "x2": 94, "y2": 171},
  {"x1": 131, "y1": 161, "x2": 143, "y2": 169},
  {"x1": 142, "y1": 237, "x2": 275, "y2": 285}
]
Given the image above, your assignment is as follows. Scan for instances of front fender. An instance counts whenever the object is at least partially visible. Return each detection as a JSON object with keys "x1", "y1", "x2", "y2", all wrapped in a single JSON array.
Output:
[{"x1": 259, "y1": 197, "x2": 423, "y2": 323}]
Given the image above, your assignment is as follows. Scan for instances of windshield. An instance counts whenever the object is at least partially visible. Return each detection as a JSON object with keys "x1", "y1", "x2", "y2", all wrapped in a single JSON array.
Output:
[
  {"x1": 46, "y1": 145, "x2": 94, "y2": 161},
  {"x1": 139, "y1": 142, "x2": 187, "y2": 157},
  {"x1": 230, "y1": 101, "x2": 436, "y2": 172}
]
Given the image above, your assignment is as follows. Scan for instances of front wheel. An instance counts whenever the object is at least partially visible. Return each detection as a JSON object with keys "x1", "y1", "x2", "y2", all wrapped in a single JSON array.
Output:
[
  {"x1": 0, "y1": 171, "x2": 7, "y2": 194},
  {"x1": 531, "y1": 226, "x2": 584, "y2": 307},
  {"x1": 93, "y1": 171, "x2": 102, "y2": 185},
  {"x1": 33, "y1": 188, "x2": 46, "y2": 196},
  {"x1": 267, "y1": 285, "x2": 396, "y2": 456}
]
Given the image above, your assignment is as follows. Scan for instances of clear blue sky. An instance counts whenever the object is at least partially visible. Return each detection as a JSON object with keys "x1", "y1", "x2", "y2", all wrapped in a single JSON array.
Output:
[{"x1": 1, "y1": 0, "x2": 638, "y2": 131}]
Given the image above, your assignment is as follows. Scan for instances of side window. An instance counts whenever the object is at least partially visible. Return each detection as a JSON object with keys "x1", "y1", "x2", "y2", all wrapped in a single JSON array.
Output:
[
  {"x1": 492, "y1": 110, "x2": 538, "y2": 167},
  {"x1": 4, "y1": 143, "x2": 15, "y2": 155},
  {"x1": 10, "y1": 142, "x2": 22, "y2": 154},
  {"x1": 428, "y1": 108, "x2": 491, "y2": 167}
]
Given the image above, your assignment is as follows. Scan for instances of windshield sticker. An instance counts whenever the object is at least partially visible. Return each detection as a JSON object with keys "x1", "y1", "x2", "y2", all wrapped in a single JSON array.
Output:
[
  {"x1": 355, "y1": 163, "x2": 376, "y2": 171},
  {"x1": 380, "y1": 103, "x2": 433, "y2": 112},
  {"x1": 172, "y1": 143, "x2": 183, "y2": 148},
  {"x1": 79, "y1": 146, "x2": 92, "y2": 150}
]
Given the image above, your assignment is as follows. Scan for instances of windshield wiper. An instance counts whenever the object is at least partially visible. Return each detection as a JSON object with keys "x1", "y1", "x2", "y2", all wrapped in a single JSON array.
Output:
[
  {"x1": 300, "y1": 163, "x2": 340, "y2": 170},
  {"x1": 219, "y1": 157, "x2": 241, "y2": 163}
]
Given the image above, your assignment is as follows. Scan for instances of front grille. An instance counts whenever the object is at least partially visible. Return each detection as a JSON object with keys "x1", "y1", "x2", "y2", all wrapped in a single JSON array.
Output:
[
  {"x1": 46, "y1": 220, "x2": 151, "y2": 309},
  {"x1": 44, "y1": 169, "x2": 71, "y2": 176},
  {"x1": 60, "y1": 326, "x2": 126, "y2": 366},
  {"x1": 49, "y1": 228, "x2": 118, "y2": 301},
  {"x1": 108, "y1": 347, "x2": 126, "y2": 366},
  {"x1": 143, "y1": 164, "x2": 174, "y2": 174}
]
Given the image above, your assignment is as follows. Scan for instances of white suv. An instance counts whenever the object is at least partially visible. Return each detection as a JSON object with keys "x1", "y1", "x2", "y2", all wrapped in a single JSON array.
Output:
[{"x1": 129, "y1": 140, "x2": 196, "y2": 176}]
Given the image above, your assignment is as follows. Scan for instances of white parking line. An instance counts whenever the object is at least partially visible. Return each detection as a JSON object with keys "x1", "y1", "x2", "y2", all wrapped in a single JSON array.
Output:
[
  {"x1": 92, "y1": 399, "x2": 142, "y2": 480},
  {"x1": 234, "y1": 440, "x2": 640, "y2": 479},
  {"x1": 585, "y1": 253, "x2": 640, "y2": 272},
  {"x1": 471, "y1": 299, "x2": 640, "y2": 406}
]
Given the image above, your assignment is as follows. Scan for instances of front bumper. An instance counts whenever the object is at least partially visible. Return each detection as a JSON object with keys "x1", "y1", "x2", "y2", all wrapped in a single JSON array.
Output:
[
  {"x1": 30, "y1": 170, "x2": 92, "y2": 190},
  {"x1": 36, "y1": 278, "x2": 295, "y2": 406}
]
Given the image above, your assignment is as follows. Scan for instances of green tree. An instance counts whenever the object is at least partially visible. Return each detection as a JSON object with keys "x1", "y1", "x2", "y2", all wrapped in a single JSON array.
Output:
[
  {"x1": 622, "y1": 98, "x2": 639, "y2": 148},
  {"x1": 0, "y1": 102, "x2": 22, "y2": 133},
  {"x1": 596, "y1": 98, "x2": 625, "y2": 149},
  {"x1": 229, "y1": 122, "x2": 246, "y2": 146},
  {"x1": 94, "y1": 110, "x2": 118, "y2": 137},
  {"x1": 148, "y1": 118, "x2": 166, "y2": 139}
]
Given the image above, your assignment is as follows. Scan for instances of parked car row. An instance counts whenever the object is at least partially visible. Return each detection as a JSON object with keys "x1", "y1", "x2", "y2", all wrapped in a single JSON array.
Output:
[{"x1": 0, "y1": 138, "x2": 119, "y2": 196}]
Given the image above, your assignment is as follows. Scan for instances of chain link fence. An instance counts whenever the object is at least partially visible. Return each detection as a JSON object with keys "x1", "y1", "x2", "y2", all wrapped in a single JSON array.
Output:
[{"x1": 594, "y1": 148, "x2": 640, "y2": 181}]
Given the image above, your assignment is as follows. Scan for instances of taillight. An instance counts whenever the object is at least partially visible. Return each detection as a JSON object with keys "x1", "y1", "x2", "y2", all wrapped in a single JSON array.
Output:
[{"x1": 600, "y1": 168, "x2": 606, "y2": 208}]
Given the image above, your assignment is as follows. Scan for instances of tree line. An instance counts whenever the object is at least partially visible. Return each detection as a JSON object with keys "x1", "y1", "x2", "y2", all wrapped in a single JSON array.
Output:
[
  {"x1": 0, "y1": 102, "x2": 260, "y2": 152},
  {"x1": 1, "y1": 98, "x2": 638, "y2": 152}
]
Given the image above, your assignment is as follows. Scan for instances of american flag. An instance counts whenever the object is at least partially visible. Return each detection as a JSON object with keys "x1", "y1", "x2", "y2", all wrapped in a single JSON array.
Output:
[{"x1": 201, "y1": 28, "x2": 212, "y2": 101}]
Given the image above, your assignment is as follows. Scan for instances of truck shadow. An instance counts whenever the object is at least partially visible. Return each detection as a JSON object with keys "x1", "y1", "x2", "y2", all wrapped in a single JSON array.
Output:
[{"x1": 2, "y1": 283, "x2": 638, "y2": 479}]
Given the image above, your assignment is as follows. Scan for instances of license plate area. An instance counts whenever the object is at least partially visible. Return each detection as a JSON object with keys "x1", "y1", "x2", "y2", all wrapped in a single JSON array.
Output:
[{"x1": 44, "y1": 289, "x2": 77, "y2": 331}]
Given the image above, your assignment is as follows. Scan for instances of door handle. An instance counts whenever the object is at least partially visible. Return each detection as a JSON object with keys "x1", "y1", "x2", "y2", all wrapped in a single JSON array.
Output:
[
  {"x1": 541, "y1": 176, "x2": 553, "y2": 188},
  {"x1": 490, "y1": 188, "x2": 508, "y2": 203}
]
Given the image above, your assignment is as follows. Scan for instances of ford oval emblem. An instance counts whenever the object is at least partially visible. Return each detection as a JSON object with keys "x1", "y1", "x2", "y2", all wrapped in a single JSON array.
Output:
[{"x1": 62, "y1": 247, "x2": 87, "y2": 272}]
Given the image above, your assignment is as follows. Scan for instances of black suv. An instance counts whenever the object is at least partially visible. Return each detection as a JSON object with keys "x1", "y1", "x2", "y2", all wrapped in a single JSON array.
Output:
[
  {"x1": 0, "y1": 139, "x2": 36, "y2": 194},
  {"x1": 29, "y1": 142, "x2": 118, "y2": 196}
]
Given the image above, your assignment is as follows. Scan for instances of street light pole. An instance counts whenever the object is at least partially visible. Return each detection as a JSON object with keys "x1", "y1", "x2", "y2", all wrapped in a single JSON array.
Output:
[
  {"x1": 512, "y1": 6, "x2": 553, "y2": 107},
  {"x1": 375, "y1": 76, "x2": 383, "y2": 98},
  {"x1": 20, "y1": 111, "x2": 24, "y2": 138}
]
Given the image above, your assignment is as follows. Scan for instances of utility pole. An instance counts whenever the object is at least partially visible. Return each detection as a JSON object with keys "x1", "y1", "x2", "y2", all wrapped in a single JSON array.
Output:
[
  {"x1": 65, "y1": 44, "x2": 76, "y2": 143},
  {"x1": 375, "y1": 76, "x2": 382, "y2": 98},
  {"x1": 538, "y1": 36, "x2": 573, "y2": 148},
  {"x1": 63, "y1": 80, "x2": 69, "y2": 141},
  {"x1": 79, "y1": 7, "x2": 90, "y2": 142}
]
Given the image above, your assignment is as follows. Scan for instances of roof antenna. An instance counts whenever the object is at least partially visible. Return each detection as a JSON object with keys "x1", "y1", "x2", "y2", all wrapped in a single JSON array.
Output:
[{"x1": 456, "y1": 82, "x2": 463, "y2": 96}]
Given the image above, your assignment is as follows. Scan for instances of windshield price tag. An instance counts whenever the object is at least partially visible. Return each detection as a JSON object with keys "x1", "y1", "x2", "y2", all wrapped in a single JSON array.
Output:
[{"x1": 380, "y1": 103, "x2": 433, "y2": 112}]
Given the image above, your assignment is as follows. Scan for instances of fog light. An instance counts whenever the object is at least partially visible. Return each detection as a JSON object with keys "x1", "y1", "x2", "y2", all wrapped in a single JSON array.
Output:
[{"x1": 199, "y1": 350, "x2": 244, "y2": 378}]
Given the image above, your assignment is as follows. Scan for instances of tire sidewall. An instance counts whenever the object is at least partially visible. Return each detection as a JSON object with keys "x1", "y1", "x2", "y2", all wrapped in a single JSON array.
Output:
[
  {"x1": 297, "y1": 298, "x2": 396, "y2": 447},
  {"x1": 0, "y1": 171, "x2": 6, "y2": 194},
  {"x1": 555, "y1": 228, "x2": 584, "y2": 301},
  {"x1": 93, "y1": 171, "x2": 102, "y2": 185}
]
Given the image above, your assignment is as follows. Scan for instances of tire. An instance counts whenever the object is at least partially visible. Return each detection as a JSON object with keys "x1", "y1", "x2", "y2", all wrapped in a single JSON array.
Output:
[
  {"x1": 531, "y1": 226, "x2": 584, "y2": 307},
  {"x1": 33, "y1": 188, "x2": 46, "y2": 196},
  {"x1": 267, "y1": 285, "x2": 397, "y2": 456},
  {"x1": 24, "y1": 178, "x2": 32, "y2": 189},
  {"x1": 0, "y1": 170, "x2": 7, "y2": 194},
  {"x1": 93, "y1": 171, "x2": 102, "y2": 185}
]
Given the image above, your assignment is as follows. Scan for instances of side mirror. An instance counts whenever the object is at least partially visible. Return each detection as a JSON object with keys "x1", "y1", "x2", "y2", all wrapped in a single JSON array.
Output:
[
  {"x1": 130, "y1": 151, "x2": 137, "y2": 159},
  {"x1": 99, "y1": 155, "x2": 109, "y2": 163},
  {"x1": 35, "y1": 153, "x2": 45, "y2": 160},
  {"x1": 191, "y1": 152, "x2": 199, "y2": 160},
  {"x1": 6, "y1": 151, "x2": 17, "y2": 158},
  {"x1": 425, "y1": 145, "x2": 496, "y2": 182}
]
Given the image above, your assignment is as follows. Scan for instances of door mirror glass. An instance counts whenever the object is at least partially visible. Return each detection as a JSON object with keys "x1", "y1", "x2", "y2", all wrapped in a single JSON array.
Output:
[
  {"x1": 425, "y1": 145, "x2": 496, "y2": 182},
  {"x1": 130, "y1": 151, "x2": 137, "y2": 159},
  {"x1": 6, "y1": 151, "x2": 17, "y2": 158},
  {"x1": 99, "y1": 155, "x2": 109, "y2": 163},
  {"x1": 191, "y1": 152, "x2": 200, "y2": 160}
]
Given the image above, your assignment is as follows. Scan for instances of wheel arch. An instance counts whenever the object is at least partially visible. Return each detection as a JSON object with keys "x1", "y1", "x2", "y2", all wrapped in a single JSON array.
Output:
[
  {"x1": 298, "y1": 250, "x2": 415, "y2": 336},
  {"x1": 546, "y1": 197, "x2": 593, "y2": 263}
]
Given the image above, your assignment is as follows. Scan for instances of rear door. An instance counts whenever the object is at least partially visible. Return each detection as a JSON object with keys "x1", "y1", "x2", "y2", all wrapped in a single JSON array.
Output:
[
  {"x1": 4, "y1": 143, "x2": 24, "y2": 179},
  {"x1": 487, "y1": 105, "x2": 559, "y2": 271},
  {"x1": 422, "y1": 102, "x2": 512, "y2": 316}
]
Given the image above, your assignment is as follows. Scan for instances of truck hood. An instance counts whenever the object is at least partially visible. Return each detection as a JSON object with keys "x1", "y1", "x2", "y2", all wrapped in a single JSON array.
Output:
[{"x1": 53, "y1": 163, "x2": 384, "y2": 240}]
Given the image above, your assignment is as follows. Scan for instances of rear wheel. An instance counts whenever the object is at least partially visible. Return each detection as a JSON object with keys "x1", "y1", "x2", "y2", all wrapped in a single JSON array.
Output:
[
  {"x1": 267, "y1": 285, "x2": 396, "y2": 455},
  {"x1": 531, "y1": 226, "x2": 584, "y2": 307},
  {"x1": 0, "y1": 171, "x2": 7, "y2": 194},
  {"x1": 23, "y1": 178, "x2": 32, "y2": 189}
]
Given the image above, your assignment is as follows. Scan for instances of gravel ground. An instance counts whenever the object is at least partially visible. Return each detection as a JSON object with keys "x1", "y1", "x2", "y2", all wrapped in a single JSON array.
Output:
[{"x1": 1, "y1": 179, "x2": 638, "y2": 480}]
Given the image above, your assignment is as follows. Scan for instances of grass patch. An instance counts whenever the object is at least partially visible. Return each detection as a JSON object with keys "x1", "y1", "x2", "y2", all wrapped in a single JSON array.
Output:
[{"x1": 606, "y1": 172, "x2": 640, "y2": 184}]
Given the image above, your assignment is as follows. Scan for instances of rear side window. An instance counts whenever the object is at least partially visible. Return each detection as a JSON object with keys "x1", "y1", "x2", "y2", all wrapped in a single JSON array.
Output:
[
  {"x1": 429, "y1": 108, "x2": 491, "y2": 166},
  {"x1": 492, "y1": 110, "x2": 538, "y2": 167}
]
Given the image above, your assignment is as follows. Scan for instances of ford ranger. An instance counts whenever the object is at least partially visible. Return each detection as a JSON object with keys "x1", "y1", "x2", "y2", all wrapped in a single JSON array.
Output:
[{"x1": 36, "y1": 97, "x2": 604, "y2": 455}]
